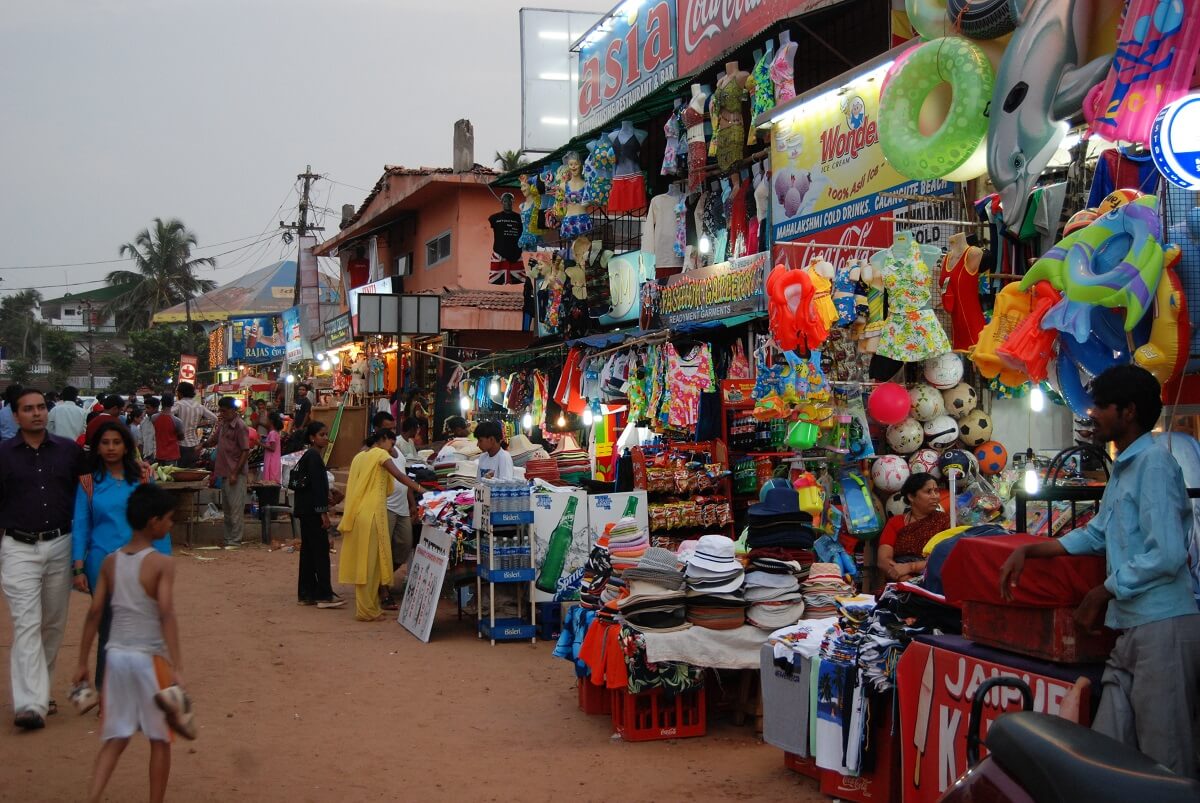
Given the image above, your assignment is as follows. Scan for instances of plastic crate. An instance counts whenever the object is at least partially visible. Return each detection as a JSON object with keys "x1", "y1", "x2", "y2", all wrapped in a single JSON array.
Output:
[
  {"x1": 610, "y1": 686, "x2": 706, "y2": 742},
  {"x1": 577, "y1": 678, "x2": 612, "y2": 715},
  {"x1": 783, "y1": 752, "x2": 820, "y2": 780},
  {"x1": 536, "y1": 602, "x2": 564, "y2": 640},
  {"x1": 476, "y1": 566, "x2": 536, "y2": 583}
]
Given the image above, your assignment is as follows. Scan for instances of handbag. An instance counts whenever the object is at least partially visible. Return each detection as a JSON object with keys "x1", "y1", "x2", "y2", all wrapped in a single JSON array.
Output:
[{"x1": 287, "y1": 460, "x2": 309, "y2": 492}]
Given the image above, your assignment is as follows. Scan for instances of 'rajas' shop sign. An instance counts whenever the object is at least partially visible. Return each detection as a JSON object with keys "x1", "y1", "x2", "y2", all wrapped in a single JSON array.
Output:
[{"x1": 577, "y1": 1, "x2": 676, "y2": 132}]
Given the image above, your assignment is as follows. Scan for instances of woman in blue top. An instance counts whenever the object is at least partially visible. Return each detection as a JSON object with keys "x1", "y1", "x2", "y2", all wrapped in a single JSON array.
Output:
[{"x1": 71, "y1": 420, "x2": 171, "y2": 690}]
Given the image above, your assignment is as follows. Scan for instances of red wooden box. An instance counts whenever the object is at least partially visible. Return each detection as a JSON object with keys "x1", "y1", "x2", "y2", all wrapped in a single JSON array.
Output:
[
  {"x1": 577, "y1": 678, "x2": 611, "y2": 716},
  {"x1": 610, "y1": 686, "x2": 706, "y2": 742},
  {"x1": 818, "y1": 704, "x2": 900, "y2": 803},
  {"x1": 963, "y1": 601, "x2": 1117, "y2": 664},
  {"x1": 783, "y1": 752, "x2": 820, "y2": 779}
]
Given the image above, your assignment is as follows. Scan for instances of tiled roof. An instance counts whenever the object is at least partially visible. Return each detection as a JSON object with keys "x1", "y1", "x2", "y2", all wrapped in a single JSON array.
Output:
[
  {"x1": 345, "y1": 164, "x2": 498, "y2": 229},
  {"x1": 439, "y1": 290, "x2": 524, "y2": 311}
]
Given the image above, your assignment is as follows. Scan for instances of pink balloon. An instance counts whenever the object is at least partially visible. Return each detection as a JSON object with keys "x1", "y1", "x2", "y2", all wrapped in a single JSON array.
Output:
[{"x1": 868, "y1": 382, "x2": 911, "y2": 426}]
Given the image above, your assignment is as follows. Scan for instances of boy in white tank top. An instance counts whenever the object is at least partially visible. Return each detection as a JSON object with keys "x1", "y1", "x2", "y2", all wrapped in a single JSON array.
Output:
[{"x1": 74, "y1": 484, "x2": 188, "y2": 803}]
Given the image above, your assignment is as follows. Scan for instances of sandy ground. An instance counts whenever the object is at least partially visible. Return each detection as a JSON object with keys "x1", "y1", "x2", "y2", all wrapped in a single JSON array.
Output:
[{"x1": 0, "y1": 545, "x2": 825, "y2": 802}]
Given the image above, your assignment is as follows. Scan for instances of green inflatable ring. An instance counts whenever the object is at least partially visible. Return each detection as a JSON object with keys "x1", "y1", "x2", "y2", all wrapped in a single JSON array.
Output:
[{"x1": 879, "y1": 37, "x2": 995, "y2": 181}]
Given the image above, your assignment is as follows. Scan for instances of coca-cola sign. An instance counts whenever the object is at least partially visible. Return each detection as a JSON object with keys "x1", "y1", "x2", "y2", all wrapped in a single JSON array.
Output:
[{"x1": 677, "y1": 0, "x2": 844, "y2": 75}]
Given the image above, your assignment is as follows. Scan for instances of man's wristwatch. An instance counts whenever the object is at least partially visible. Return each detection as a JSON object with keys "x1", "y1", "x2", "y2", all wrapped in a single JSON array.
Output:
[{"x1": 72, "y1": 568, "x2": 84, "y2": 577}]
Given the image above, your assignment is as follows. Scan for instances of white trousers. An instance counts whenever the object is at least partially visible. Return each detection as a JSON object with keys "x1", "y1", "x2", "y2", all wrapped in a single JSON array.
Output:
[{"x1": 0, "y1": 534, "x2": 73, "y2": 717}]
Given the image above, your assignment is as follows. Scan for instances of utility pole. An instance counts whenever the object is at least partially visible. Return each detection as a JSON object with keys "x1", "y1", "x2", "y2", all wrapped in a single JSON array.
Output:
[
  {"x1": 278, "y1": 166, "x2": 325, "y2": 412},
  {"x1": 82, "y1": 299, "x2": 96, "y2": 392}
]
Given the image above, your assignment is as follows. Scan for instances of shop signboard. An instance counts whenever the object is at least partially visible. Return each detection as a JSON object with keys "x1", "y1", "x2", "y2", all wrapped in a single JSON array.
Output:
[
  {"x1": 348, "y1": 276, "x2": 392, "y2": 335},
  {"x1": 282, "y1": 307, "x2": 305, "y2": 361},
  {"x1": 658, "y1": 251, "x2": 768, "y2": 327},
  {"x1": 532, "y1": 488, "x2": 591, "y2": 602},
  {"x1": 896, "y1": 638, "x2": 1092, "y2": 803},
  {"x1": 323, "y1": 312, "x2": 353, "y2": 349},
  {"x1": 177, "y1": 354, "x2": 198, "y2": 386},
  {"x1": 677, "y1": 0, "x2": 846, "y2": 76},
  {"x1": 398, "y1": 525, "x2": 452, "y2": 643},
  {"x1": 770, "y1": 61, "x2": 953, "y2": 244},
  {"x1": 577, "y1": 0, "x2": 677, "y2": 132},
  {"x1": 228, "y1": 316, "x2": 287, "y2": 364}
]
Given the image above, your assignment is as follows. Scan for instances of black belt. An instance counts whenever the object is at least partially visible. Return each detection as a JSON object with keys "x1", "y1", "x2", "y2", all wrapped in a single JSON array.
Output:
[{"x1": 6, "y1": 528, "x2": 70, "y2": 545}]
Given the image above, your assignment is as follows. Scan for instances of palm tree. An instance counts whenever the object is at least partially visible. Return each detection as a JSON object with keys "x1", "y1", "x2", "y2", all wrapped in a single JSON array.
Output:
[
  {"x1": 106, "y1": 218, "x2": 218, "y2": 332},
  {"x1": 494, "y1": 149, "x2": 528, "y2": 172}
]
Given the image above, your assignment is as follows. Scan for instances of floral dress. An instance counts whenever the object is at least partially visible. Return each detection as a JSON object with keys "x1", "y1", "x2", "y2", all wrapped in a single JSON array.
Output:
[
  {"x1": 662, "y1": 106, "x2": 684, "y2": 176},
  {"x1": 875, "y1": 240, "x2": 952, "y2": 361},
  {"x1": 583, "y1": 139, "x2": 616, "y2": 207},
  {"x1": 665, "y1": 343, "x2": 715, "y2": 430},
  {"x1": 746, "y1": 50, "x2": 776, "y2": 144}
]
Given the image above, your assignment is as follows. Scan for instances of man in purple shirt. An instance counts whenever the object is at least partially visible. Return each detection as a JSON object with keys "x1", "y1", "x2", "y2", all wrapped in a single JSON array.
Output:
[
  {"x1": 0, "y1": 388, "x2": 83, "y2": 729},
  {"x1": 207, "y1": 397, "x2": 250, "y2": 548}
]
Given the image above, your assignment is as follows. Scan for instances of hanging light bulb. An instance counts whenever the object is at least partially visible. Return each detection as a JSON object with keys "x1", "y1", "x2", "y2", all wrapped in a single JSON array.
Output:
[
  {"x1": 699, "y1": 234, "x2": 711, "y2": 255},
  {"x1": 320, "y1": 359, "x2": 332, "y2": 371},
  {"x1": 488, "y1": 378, "x2": 500, "y2": 397},
  {"x1": 286, "y1": 374, "x2": 295, "y2": 384},
  {"x1": 582, "y1": 406, "x2": 594, "y2": 426},
  {"x1": 331, "y1": 353, "x2": 341, "y2": 365},
  {"x1": 556, "y1": 413, "x2": 566, "y2": 427},
  {"x1": 459, "y1": 395, "x2": 470, "y2": 412},
  {"x1": 1023, "y1": 465, "x2": 1040, "y2": 494},
  {"x1": 1029, "y1": 386, "x2": 1045, "y2": 412},
  {"x1": 522, "y1": 412, "x2": 533, "y2": 431}
]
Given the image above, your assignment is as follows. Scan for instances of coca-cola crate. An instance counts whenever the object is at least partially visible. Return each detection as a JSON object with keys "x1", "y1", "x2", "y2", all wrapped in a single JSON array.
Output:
[
  {"x1": 963, "y1": 601, "x2": 1116, "y2": 664},
  {"x1": 784, "y1": 752, "x2": 820, "y2": 779},
  {"x1": 610, "y1": 686, "x2": 706, "y2": 742},
  {"x1": 577, "y1": 678, "x2": 611, "y2": 716}
]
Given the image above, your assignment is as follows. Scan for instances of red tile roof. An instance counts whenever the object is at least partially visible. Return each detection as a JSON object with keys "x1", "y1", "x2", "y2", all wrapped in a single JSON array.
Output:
[{"x1": 438, "y1": 289, "x2": 524, "y2": 311}]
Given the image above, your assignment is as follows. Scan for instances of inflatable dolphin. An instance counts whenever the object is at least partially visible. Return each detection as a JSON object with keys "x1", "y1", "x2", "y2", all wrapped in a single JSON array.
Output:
[{"x1": 987, "y1": 0, "x2": 1114, "y2": 225}]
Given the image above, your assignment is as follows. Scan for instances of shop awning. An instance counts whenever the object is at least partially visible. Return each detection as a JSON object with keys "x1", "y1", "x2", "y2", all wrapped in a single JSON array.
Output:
[
  {"x1": 152, "y1": 260, "x2": 341, "y2": 324},
  {"x1": 674, "y1": 311, "x2": 765, "y2": 332}
]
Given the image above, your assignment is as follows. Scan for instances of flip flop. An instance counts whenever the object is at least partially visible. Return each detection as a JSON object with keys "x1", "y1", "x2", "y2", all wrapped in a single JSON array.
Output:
[{"x1": 154, "y1": 685, "x2": 197, "y2": 740}]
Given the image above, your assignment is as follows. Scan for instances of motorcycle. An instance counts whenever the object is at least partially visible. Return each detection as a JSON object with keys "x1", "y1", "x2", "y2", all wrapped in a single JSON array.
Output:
[{"x1": 939, "y1": 676, "x2": 1199, "y2": 803}]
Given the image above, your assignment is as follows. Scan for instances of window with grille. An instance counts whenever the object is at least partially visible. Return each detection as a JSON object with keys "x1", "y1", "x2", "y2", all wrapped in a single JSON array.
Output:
[{"x1": 425, "y1": 232, "x2": 451, "y2": 268}]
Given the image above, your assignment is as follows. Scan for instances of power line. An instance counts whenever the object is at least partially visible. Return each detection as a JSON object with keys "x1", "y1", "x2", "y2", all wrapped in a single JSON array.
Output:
[{"x1": 0, "y1": 230, "x2": 280, "y2": 271}]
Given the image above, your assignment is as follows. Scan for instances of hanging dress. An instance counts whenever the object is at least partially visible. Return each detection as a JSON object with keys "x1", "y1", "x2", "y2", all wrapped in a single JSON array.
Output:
[
  {"x1": 583, "y1": 139, "x2": 616, "y2": 208},
  {"x1": 770, "y1": 46, "x2": 796, "y2": 104},
  {"x1": 746, "y1": 51, "x2": 776, "y2": 144},
  {"x1": 662, "y1": 106, "x2": 684, "y2": 177},
  {"x1": 682, "y1": 103, "x2": 708, "y2": 193},
  {"x1": 875, "y1": 241, "x2": 952, "y2": 362},
  {"x1": 709, "y1": 77, "x2": 747, "y2": 172}
]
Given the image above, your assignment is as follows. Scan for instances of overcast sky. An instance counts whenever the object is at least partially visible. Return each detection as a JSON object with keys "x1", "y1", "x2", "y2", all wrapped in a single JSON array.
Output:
[{"x1": 0, "y1": 0, "x2": 602, "y2": 297}]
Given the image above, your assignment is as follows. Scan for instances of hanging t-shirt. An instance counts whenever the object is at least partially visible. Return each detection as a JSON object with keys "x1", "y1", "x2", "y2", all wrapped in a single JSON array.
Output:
[
  {"x1": 489, "y1": 211, "x2": 524, "y2": 262},
  {"x1": 1087, "y1": 147, "x2": 1160, "y2": 208},
  {"x1": 665, "y1": 342, "x2": 715, "y2": 429}
]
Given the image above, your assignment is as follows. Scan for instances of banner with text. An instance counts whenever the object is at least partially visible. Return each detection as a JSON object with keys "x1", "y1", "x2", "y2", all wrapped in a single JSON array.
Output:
[
  {"x1": 677, "y1": 0, "x2": 844, "y2": 75},
  {"x1": 577, "y1": 0, "x2": 677, "y2": 132},
  {"x1": 282, "y1": 306, "x2": 305, "y2": 362},
  {"x1": 228, "y1": 316, "x2": 287, "y2": 364}
]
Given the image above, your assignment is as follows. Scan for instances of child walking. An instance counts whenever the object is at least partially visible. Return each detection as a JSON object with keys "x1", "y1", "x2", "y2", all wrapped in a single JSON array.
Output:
[{"x1": 74, "y1": 484, "x2": 192, "y2": 803}]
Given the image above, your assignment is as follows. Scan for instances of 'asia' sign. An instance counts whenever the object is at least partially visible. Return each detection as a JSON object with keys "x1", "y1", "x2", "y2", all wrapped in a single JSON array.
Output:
[
  {"x1": 659, "y1": 251, "x2": 767, "y2": 327},
  {"x1": 578, "y1": 1, "x2": 676, "y2": 132},
  {"x1": 677, "y1": 0, "x2": 845, "y2": 75}
]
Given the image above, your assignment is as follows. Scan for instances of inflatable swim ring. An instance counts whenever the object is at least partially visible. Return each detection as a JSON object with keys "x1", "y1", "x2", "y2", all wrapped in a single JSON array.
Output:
[
  {"x1": 946, "y1": 0, "x2": 1018, "y2": 40},
  {"x1": 1134, "y1": 248, "x2": 1190, "y2": 395},
  {"x1": 1021, "y1": 194, "x2": 1164, "y2": 331},
  {"x1": 879, "y1": 37, "x2": 994, "y2": 181}
]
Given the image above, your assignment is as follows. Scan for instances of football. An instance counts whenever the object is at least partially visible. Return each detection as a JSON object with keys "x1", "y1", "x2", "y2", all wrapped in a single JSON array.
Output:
[
  {"x1": 908, "y1": 448, "x2": 942, "y2": 479},
  {"x1": 923, "y1": 415, "x2": 960, "y2": 448},
  {"x1": 975, "y1": 440, "x2": 1008, "y2": 475},
  {"x1": 870, "y1": 455, "x2": 911, "y2": 493},
  {"x1": 959, "y1": 411, "x2": 994, "y2": 448},
  {"x1": 908, "y1": 384, "x2": 946, "y2": 422},
  {"x1": 942, "y1": 382, "x2": 978, "y2": 419},
  {"x1": 923, "y1": 353, "x2": 964, "y2": 390},
  {"x1": 885, "y1": 491, "x2": 908, "y2": 517},
  {"x1": 886, "y1": 417, "x2": 924, "y2": 455},
  {"x1": 939, "y1": 448, "x2": 976, "y2": 477}
]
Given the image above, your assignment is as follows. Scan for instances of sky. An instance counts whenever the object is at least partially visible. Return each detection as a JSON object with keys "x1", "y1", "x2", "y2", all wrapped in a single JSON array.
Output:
[{"x1": 0, "y1": 0, "x2": 604, "y2": 298}]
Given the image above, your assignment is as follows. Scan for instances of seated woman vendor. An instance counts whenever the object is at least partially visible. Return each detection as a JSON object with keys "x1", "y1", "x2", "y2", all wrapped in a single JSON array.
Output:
[{"x1": 877, "y1": 473, "x2": 949, "y2": 583}]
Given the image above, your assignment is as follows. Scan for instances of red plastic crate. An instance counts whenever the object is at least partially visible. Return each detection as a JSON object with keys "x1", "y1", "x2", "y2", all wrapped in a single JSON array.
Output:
[
  {"x1": 963, "y1": 601, "x2": 1117, "y2": 664},
  {"x1": 783, "y1": 752, "x2": 820, "y2": 779},
  {"x1": 817, "y1": 704, "x2": 900, "y2": 803},
  {"x1": 577, "y1": 678, "x2": 611, "y2": 715},
  {"x1": 610, "y1": 686, "x2": 707, "y2": 741}
]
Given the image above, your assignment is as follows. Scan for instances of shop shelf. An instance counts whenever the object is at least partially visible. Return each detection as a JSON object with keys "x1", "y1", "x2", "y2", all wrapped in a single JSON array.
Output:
[
  {"x1": 477, "y1": 618, "x2": 537, "y2": 642},
  {"x1": 610, "y1": 686, "x2": 706, "y2": 742},
  {"x1": 476, "y1": 566, "x2": 536, "y2": 583},
  {"x1": 577, "y1": 678, "x2": 612, "y2": 716}
]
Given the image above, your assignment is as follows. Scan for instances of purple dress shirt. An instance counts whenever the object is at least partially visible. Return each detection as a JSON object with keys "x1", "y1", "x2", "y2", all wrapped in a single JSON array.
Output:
[{"x1": 0, "y1": 433, "x2": 84, "y2": 533}]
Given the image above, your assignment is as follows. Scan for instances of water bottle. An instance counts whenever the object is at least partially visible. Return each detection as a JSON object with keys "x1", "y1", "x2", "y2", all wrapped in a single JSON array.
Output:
[{"x1": 249, "y1": 492, "x2": 259, "y2": 518}]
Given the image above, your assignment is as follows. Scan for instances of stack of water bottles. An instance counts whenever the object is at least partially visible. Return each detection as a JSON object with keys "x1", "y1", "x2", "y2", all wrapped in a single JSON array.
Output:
[
  {"x1": 483, "y1": 479, "x2": 532, "y2": 514},
  {"x1": 481, "y1": 480, "x2": 533, "y2": 571}
]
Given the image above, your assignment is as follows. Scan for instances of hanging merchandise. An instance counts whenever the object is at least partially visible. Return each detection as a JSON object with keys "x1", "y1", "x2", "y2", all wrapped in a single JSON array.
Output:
[
  {"x1": 517, "y1": 173, "x2": 544, "y2": 251},
  {"x1": 664, "y1": 341, "x2": 716, "y2": 432},
  {"x1": 1133, "y1": 249, "x2": 1190, "y2": 394},
  {"x1": 607, "y1": 122, "x2": 648, "y2": 215},
  {"x1": 583, "y1": 137, "x2": 616, "y2": 209},
  {"x1": 708, "y1": 61, "x2": 749, "y2": 172},
  {"x1": 770, "y1": 31, "x2": 797, "y2": 104},
  {"x1": 972, "y1": 283, "x2": 1035, "y2": 389},
  {"x1": 867, "y1": 233, "x2": 951, "y2": 363},
  {"x1": 644, "y1": 188, "x2": 686, "y2": 270},
  {"x1": 683, "y1": 84, "x2": 710, "y2": 194},
  {"x1": 488, "y1": 193, "x2": 525, "y2": 285},
  {"x1": 746, "y1": 40, "x2": 776, "y2": 144},
  {"x1": 661, "y1": 98, "x2": 686, "y2": 177},
  {"x1": 996, "y1": 281, "x2": 1062, "y2": 383},
  {"x1": 558, "y1": 150, "x2": 593, "y2": 240},
  {"x1": 939, "y1": 233, "x2": 987, "y2": 352}
]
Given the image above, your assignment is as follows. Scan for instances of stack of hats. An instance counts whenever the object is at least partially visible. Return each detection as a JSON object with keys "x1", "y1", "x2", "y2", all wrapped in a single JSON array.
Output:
[
  {"x1": 608, "y1": 516, "x2": 648, "y2": 574},
  {"x1": 522, "y1": 458, "x2": 562, "y2": 484},
  {"x1": 553, "y1": 436, "x2": 592, "y2": 484},
  {"x1": 682, "y1": 535, "x2": 748, "y2": 630},
  {"x1": 618, "y1": 548, "x2": 689, "y2": 632},
  {"x1": 745, "y1": 488, "x2": 819, "y2": 552},
  {"x1": 508, "y1": 435, "x2": 550, "y2": 468},
  {"x1": 579, "y1": 532, "x2": 612, "y2": 610},
  {"x1": 802, "y1": 563, "x2": 854, "y2": 618},
  {"x1": 744, "y1": 567, "x2": 805, "y2": 630}
]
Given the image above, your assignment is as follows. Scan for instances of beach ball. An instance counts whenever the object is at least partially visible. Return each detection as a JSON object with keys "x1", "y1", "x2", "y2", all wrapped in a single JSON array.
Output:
[
  {"x1": 975, "y1": 440, "x2": 1008, "y2": 475},
  {"x1": 909, "y1": 383, "x2": 946, "y2": 422},
  {"x1": 923, "y1": 415, "x2": 960, "y2": 448},
  {"x1": 959, "y1": 411, "x2": 994, "y2": 448},
  {"x1": 885, "y1": 491, "x2": 908, "y2": 517},
  {"x1": 1097, "y1": 188, "x2": 1143, "y2": 215},
  {"x1": 868, "y1": 381, "x2": 911, "y2": 425},
  {"x1": 923, "y1": 353, "x2": 963, "y2": 390},
  {"x1": 942, "y1": 382, "x2": 978, "y2": 419},
  {"x1": 871, "y1": 455, "x2": 911, "y2": 493},
  {"x1": 886, "y1": 417, "x2": 924, "y2": 455},
  {"x1": 1063, "y1": 208, "x2": 1099, "y2": 236},
  {"x1": 939, "y1": 448, "x2": 975, "y2": 476},
  {"x1": 908, "y1": 448, "x2": 942, "y2": 479}
]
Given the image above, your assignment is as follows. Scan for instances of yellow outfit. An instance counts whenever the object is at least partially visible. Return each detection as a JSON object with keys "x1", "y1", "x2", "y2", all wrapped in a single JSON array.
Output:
[{"x1": 337, "y1": 447, "x2": 394, "y2": 620}]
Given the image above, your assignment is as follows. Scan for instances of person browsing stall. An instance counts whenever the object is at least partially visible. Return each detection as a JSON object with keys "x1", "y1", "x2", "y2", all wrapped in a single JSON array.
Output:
[
  {"x1": 999, "y1": 365, "x2": 1200, "y2": 779},
  {"x1": 397, "y1": 418, "x2": 420, "y2": 459},
  {"x1": 473, "y1": 422, "x2": 513, "y2": 481},
  {"x1": 433, "y1": 416, "x2": 472, "y2": 463},
  {"x1": 876, "y1": 473, "x2": 949, "y2": 583},
  {"x1": 173, "y1": 382, "x2": 217, "y2": 468}
]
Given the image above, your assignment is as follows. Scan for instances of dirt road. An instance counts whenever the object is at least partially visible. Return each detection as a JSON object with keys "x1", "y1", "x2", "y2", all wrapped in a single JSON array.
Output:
[{"x1": 0, "y1": 546, "x2": 824, "y2": 802}]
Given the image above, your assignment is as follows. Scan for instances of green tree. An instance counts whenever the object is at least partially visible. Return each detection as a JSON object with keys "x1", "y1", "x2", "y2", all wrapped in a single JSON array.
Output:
[
  {"x1": 6, "y1": 357, "x2": 32, "y2": 386},
  {"x1": 103, "y1": 326, "x2": 208, "y2": 392},
  {"x1": 41, "y1": 327, "x2": 79, "y2": 388},
  {"x1": 106, "y1": 218, "x2": 218, "y2": 332},
  {"x1": 494, "y1": 149, "x2": 528, "y2": 172},
  {"x1": 0, "y1": 290, "x2": 44, "y2": 361}
]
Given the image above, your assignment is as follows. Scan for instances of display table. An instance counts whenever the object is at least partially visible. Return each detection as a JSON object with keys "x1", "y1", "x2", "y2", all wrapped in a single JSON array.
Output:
[
  {"x1": 642, "y1": 624, "x2": 767, "y2": 670},
  {"x1": 160, "y1": 481, "x2": 209, "y2": 546}
]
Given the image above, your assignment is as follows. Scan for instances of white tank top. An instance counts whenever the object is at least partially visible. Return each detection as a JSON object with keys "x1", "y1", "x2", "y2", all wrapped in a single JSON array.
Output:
[{"x1": 106, "y1": 547, "x2": 167, "y2": 655}]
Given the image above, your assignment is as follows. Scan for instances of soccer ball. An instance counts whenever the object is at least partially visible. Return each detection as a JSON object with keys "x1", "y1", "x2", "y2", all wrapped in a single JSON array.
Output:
[
  {"x1": 942, "y1": 382, "x2": 978, "y2": 419},
  {"x1": 1097, "y1": 189, "x2": 1143, "y2": 215},
  {"x1": 923, "y1": 415, "x2": 960, "y2": 448},
  {"x1": 908, "y1": 384, "x2": 946, "y2": 422},
  {"x1": 959, "y1": 411, "x2": 994, "y2": 448},
  {"x1": 886, "y1": 417, "x2": 924, "y2": 455},
  {"x1": 939, "y1": 448, "x2": 976, "y2": 477},
  {"x1": 885, "y1": 491, "x2": 908, "y2": 517},
  {"x1": 974, "y1": 440, "x2": 1008, "y2": 475},
  {"x1": 871, "y1": 454, "x2": 911, "y2": 493},
  {"x1": 908, "y1": 448, "x2": 942, "y2": 479},
  {"x1": 1064, "y1": 208, "x2": 1099, "y2": 235},
  {"x1": 923, "y1": 353, "x2": 963, "y2": 390}
]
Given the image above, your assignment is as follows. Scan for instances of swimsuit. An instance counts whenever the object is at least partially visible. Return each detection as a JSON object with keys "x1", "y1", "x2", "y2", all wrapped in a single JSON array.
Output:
[
  {"x1": 875, "y1": 241, "x2": 952, "y2": 362},
  {"x1": 747, "y1": 50, "x2": 776, "y2": 144},
  {"x1": 940, "y1": 249, "x2": 987, "y2": 352},
  {"x1": 662, "y1": 105, "x2": 685, "y2": 176},
  {"x1": 560, "y1": 213, "x2": 593, "y2": 240},
  {"x1": 583, "y1": 140, "x2": 616, "y2": 207},
  {"x1": 770, "y1": 46, "x2": 796, "y2": 104}
]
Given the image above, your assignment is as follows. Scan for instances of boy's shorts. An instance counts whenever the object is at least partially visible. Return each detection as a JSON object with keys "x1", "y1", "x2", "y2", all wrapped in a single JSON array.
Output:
[{"x1": 101, "y1": 649, "x2": 172, "y2": 742}]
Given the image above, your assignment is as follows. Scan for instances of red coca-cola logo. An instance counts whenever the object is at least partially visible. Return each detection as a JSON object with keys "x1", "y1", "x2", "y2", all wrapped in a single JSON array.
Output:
[{"x1": 680, "y1": 0, "x2": 769, "y2": 54}]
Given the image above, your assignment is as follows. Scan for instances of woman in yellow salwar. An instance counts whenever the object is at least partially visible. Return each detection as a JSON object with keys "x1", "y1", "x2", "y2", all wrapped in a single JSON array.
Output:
[{"x1": 338, "y1": 429, "x2": 425, "y2": 621}]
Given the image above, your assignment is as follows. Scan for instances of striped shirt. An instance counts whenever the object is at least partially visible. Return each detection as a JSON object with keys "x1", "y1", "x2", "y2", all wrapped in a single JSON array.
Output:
[{"x1": 173, "y1": 398, "x2": 217, "y2": 448}]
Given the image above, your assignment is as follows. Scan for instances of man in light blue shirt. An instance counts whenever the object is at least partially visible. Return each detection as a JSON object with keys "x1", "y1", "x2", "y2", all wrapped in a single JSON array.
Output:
[
  {"x1": 0, "y1": 384, "x2": 21, "y2": 440},
  {"x1": 1000, "y1": 365, "x2": 1200, "y2": 779}
]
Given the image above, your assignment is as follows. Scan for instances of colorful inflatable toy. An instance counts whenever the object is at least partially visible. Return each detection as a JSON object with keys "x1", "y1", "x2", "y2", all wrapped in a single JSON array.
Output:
[
  {"x1": 998, "y1": 280, "x2": 1062, "y2": 383},
  {"x1": 904, "y1": 0, "x2": 951, "y2": 40},
  {"x1": 946, "y1": 0, "x2": 1019, "y2": 40},
  {"x1": 880, "y1": 37, "x2": 994, "y2": 181},
  {"x1": 1134, "y1": 248, "x2": 1190, "y2": 397},
  {"x1": 1063, "y1": 208, "x2": 1099, "y2": 235},
  {"x1": 1021, "y1": 195, "x2": 1164, "y2": 332}
]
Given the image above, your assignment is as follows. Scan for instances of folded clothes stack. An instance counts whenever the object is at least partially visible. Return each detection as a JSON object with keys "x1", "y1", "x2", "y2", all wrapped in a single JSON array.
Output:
[
  {"x1": 618, "y1": 548, "x2": 689, "y2": 633},
  {"x1": 682, "y1": 535, "x2": 747, "y2": 629},
  {"x1": 802, "y1": 563, "x2": 854, "y2": 619},
  {"x1": 608, "y1": 516, "x2": 649, "y2": 574},
  {"x1": 745, "y1": 568, "x2": 805, "y2": 630}
]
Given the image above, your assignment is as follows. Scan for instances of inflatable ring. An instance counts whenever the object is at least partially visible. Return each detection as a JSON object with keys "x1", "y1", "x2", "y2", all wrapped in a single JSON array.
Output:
[
  {"x1": 1134, "y1": 248, "x2": 1190, "y2": 393},
  {"x1": 946, "y1": 0, "x2": 1018, "y2": 40},
  {"x1": 1021, "y1": 195, "x2": 1164, "y2": 331},
  {"x1": 904, "y1": 0, "x2": 949, "y2": 40},
  {"x1": 879, "y1": 37, "x2": 995, "y2": 181}
]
